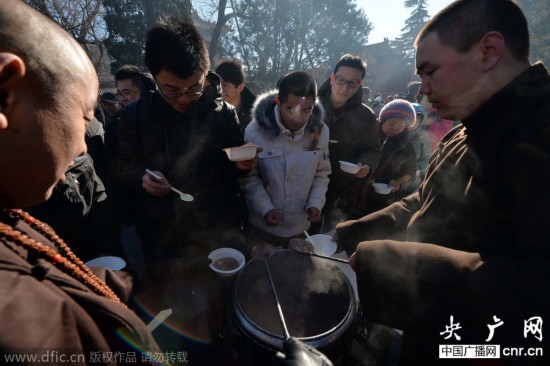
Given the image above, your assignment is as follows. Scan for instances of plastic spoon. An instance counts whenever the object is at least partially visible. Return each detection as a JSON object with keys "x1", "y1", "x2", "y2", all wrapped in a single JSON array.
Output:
[
  {"x1": 170, "y1": 186, "x2": 194, "y2": 202},
  {"x1": 145, "y1": 169, "x2": 194, "y2": 202}
]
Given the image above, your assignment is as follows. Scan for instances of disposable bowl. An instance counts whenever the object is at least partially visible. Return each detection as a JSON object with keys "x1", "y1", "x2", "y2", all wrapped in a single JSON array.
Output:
[
  {"x1": 223, "y1": 145, "x2": 258, "y2": 161},
  {"x1": 309, "y1": 234, "x2": 337, "y2": 256},
  {"x1": 338, "y1": 161, "x2": 360, "y2": 174},
  {"x1": 372, "y1": 183, "x2": 393, "y2": 195},
  {"x1": 208, "y1": 248, "x2": 246, "y2": 277}
]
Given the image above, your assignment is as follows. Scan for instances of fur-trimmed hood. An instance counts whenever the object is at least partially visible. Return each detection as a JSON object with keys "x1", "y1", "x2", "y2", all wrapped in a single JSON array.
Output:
[{"x1": 251, "y1": 90, "x2": 325, "y2": 139}]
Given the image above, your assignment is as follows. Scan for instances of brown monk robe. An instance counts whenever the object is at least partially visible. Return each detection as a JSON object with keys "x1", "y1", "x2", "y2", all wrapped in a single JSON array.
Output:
[{"x1": 337, "y1": 1, "x2": 550, "y2": 364}]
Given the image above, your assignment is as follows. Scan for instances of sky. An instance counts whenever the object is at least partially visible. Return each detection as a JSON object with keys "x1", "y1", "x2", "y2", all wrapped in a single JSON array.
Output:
[{"x1": 356, "y1": 0, "x2": 455, "y2": 44}]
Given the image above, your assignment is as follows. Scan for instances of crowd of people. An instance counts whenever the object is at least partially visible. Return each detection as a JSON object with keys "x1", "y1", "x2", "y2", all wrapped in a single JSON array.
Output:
[{"x1": 0, "y1": 0, "x2": 548, "y2": 365}]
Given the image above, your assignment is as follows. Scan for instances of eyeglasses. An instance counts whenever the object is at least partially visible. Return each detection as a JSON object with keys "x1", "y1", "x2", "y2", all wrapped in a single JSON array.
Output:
[
  {"x1": 333, "y1": 75, "x2": 362, "y2": 89},
  {"x1": 157, "y1": 83, "x2": 204, "y2": 101}
]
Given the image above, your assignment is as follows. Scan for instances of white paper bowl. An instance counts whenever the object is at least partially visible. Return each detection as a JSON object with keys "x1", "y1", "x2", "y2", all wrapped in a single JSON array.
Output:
[
  {"x1": 208, "y1": 248, "x2": 246, "y2": 277},
  {"x1": 309, "y1": 234, "x2": 337, "y2": 256},
  {"x1": 85, "y1": 256, "x2": 126, "y2": 271},
  {"x1": 223, "y1": 145, "x2": 258, "y2": 161},
  {"x1": 372, "y1": 183, "x2": 393, "y2": 195},
  {"x1": 338, "y1": 161, "x2": 360, "y2": 174}
]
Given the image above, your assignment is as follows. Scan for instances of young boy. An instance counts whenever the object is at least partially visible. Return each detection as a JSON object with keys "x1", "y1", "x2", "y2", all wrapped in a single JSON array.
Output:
[{"x1": 240, "y1": 71, "x2": 331, "y2": 247}]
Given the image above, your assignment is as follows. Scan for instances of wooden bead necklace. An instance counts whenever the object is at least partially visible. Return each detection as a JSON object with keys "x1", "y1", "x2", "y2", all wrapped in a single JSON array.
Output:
[{"x1": 0, "y1": 209, "x2": 123, "y2": 304}]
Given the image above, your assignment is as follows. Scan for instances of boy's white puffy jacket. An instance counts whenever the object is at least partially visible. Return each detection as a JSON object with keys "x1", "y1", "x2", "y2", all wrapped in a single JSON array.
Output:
[{"x1": 240, "y1": 90, "x2": 331, "y2": 237}]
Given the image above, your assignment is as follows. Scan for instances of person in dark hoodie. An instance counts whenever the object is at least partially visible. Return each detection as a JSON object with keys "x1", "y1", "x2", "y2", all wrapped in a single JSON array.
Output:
[
  {"x1": 317, "y1": 54, "x2": 381, "y2": 230},
  {"x1": 215, "y1": 59, "x2": 256, "y2": 133},
  {"x1": 240, "y1": 71, "x2": 330, "y2": 248}
]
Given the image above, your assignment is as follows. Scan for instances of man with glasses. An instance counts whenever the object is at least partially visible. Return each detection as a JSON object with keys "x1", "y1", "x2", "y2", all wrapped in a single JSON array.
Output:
[
  {"x1": 317, "y1": 54, "x2": 381, "y2": 231},
  {"x1": 117, "y1": 17, "x2": 255, "y2": 362},
  {"x1": 118, "y1": 16, "x2": 254, "y2": 270},
  {"x1": 114, "y1": 64, "x2": 146, "y2": 107}
]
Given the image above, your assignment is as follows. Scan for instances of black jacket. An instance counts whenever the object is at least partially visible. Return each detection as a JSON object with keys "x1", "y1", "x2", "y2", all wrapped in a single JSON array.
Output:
[
  {"x1": 118, "y1": 71, "x2": 247, "y2": 259},
  {"x1": 236, "y1": 86, "x2": 256, "y2": 133},
  {"x1": 375, "y1": 127, "x2": 416, "y2": 186},
  {"x1": 359, "y1": 126, "x2": 417, "y2": 215},
  {"x1": 318, "y1": 79, "x2": 381, "y2": 220}
]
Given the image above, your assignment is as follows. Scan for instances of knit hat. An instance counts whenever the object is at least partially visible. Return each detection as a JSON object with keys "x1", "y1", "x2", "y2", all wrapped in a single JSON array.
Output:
[{"x1": 379, "y1": 99, "x2": 416, "y2": 126}]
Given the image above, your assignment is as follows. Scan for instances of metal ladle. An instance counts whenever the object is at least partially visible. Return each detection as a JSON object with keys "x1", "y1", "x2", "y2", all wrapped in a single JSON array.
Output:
[
  {"x1": 289, "y1": 238, "x2": 349, "y2": 264},
  {"x1": 251, "y1": 243, "x2": 290, "y2": 340}
]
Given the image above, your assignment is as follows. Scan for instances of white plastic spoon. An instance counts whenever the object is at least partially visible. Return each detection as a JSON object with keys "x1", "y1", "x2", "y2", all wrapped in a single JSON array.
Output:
[{"x1": 170, "y1": 186, "x2": 194, "y2": 202}]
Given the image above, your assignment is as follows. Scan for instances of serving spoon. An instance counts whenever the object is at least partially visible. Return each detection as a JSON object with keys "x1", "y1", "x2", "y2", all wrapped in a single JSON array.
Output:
[
  {"x1": 289, "y1": 238, "x2": 349, "y2": 264},
  {"x1": 251, "y1": 243, "x2": 290, "y2": 340}
]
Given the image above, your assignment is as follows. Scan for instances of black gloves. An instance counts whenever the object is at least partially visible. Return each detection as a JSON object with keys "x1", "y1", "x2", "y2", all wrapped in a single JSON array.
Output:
[{"x1": 272, "y1": 337, "x2": 334, "y2": 366}]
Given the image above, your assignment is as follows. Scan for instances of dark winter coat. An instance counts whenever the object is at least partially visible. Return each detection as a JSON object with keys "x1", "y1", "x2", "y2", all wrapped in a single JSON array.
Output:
[
  {"x1": 374, "y1": 127, "x2": 417, "y2": 186},
  {"x1": 118, "y1": 71, "x2": 246, "y2": 261},
  {"x1": 360, "y1": 126, "x2": 416, "y2": 215},
  {"x1": 336, "y1": 63, "x2": 550, "y2": 364},
  {"x1": 236, "y1": 86, "x2": 256, "y2": 133},
  {"x1": 318, "y1": 79, "x2": 381, "y2": 222}
]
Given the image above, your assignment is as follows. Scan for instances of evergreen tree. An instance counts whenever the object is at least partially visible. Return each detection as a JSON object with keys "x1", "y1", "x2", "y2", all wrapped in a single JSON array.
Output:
[
  {"x1": 103, "y1": 0, "x2": 192, "y2": 73},
  {"x1": 392, "y1": 0, "x2": 430, "y2": 65}
]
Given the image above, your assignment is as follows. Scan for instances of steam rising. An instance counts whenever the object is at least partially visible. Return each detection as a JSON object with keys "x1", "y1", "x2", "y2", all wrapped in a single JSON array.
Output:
[{"x1": 234, "y1": 249, "x2": 352, "y2": 338}]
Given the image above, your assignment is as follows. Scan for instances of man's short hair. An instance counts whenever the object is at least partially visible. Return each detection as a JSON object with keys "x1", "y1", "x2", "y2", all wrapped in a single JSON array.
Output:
[
  {"x1": 416, "y1": 0, "x2": 529, "y2": 62},
  {"x1": 115, "y1": 65, "x2": 143, "y2": 87},
  {"x1": 145, "y1": 16, "x2": 210, "y2": 79},
  {"x1": 215, "y1": 60, "x2": 246, "y2": 86},
  {"x1": 278, "y1": 71, "x2": 317, "y2": 103},
  {"x1": 333, "y1": 54, "x2": 367, "y2": 79},
  {"x1": 362, "y1": 86, "x2": 371, "y2": 96}
]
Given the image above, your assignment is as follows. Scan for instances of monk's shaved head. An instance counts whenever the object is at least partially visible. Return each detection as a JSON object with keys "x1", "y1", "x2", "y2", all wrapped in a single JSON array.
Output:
[
  {"x1": 0, "y1": 0, "x2": 98, "y2": 208},
  {"x1": 0, "y1": 0, "x2": 96, "y2": 102}
]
